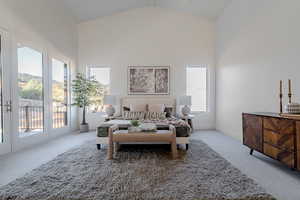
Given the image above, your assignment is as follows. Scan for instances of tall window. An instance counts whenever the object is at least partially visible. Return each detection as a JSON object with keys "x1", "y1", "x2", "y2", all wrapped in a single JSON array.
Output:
[
  {"x1": 0, "y1": 35, "x2": 4, "y2": 142},
  {"x1": 52, "y1": 58, "x2": 69, "y2": 128},
  {"x1": 186, "y1": 65, "x2": 207, "y2": 112},
  {"x1": 87, "y1": 67, "x2": 110, "y2": 112},
  {"x1": 18, "y1": 47, "x2": 44, "y2": 136}
]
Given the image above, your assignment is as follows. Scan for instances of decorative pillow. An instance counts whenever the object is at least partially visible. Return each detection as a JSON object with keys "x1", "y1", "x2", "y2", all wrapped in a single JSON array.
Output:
[
  {"x1": 122, "y1": 111, "x2": 145, "y2": 120},
  {"x1": 145, "y1": 112, "x2": 167, "y2": 120},
  {"x1": 164, "y1": 107, "x2": 173, "y2": 118},
  {"x1": 130, "y1": 104, "x2": 147, "y2": 112},
  {"x1": 148, "y1": 104, "x2": 165, "y2": 113},
  {"x1": 123, "y1": 106, "x2": 130, "y2": 112}
]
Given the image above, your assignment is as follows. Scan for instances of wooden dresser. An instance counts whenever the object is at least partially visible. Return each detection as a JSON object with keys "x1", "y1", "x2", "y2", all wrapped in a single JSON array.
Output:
[{"x1": 243, "y1": 112, "x2": 300, "y2": 170}]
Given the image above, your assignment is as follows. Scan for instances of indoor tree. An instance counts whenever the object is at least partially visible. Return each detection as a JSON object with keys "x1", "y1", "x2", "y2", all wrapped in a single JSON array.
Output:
[{"x1": 72, "y1": 73, "x2": 99, "y2": 131}]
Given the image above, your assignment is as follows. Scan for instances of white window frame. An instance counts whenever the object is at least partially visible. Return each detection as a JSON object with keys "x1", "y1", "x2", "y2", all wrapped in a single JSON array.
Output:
[
  {"x1": 86, "y1": 65, "x2": 111, "y2": 113},
  {"x1": 49, "y1": 55, "x2": 71, "y2": 133},
  {"x1": 186, "y1": 64, "x2": 209, "y2": 114}
]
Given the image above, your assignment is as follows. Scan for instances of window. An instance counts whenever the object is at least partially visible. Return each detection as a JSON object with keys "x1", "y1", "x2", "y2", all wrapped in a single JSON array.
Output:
[
  {"x1": 52, "y1": 58, "x2": 69, "y2": 128},
  {"x1": 186, "y1": 65, "x2": 207, "y2": 112},
  {"x1": 17, "y1": 47, "x2": 44, "y2": 136},
  {"x1": 87, "y1": 67, "x2": 110, "y2": 112}
]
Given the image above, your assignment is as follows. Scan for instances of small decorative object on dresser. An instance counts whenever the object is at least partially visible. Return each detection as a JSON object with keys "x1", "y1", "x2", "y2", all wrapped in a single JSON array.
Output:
[
  {"x1": 104, "y1": 95, "x2": 117, "y2": 117},
  {"x1": 178, "y1": 96, "x2": 192, "y2": 116},
  {"x1": 243, "y1": 112, "x2": 300, "y2": 171}
]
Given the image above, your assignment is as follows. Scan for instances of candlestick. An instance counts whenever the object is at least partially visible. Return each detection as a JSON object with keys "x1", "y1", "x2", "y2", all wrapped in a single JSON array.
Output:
[
  {"x1": 288, "y1": 79, "x2": 292, "y2": 103},
  {"x1": 280, "y1": 80, "x2": 283, "y2": 113}
]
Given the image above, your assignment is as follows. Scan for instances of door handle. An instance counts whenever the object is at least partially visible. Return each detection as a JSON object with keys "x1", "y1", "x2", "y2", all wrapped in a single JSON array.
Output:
[{"x1": 4, "y1": 100, "x2": 12, "y2": 112}]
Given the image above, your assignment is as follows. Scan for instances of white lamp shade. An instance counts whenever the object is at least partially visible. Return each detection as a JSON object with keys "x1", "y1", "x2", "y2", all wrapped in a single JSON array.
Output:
[
  {"x1": 103, "y1": 95, "x2": 117, "y2": 105},
  {"x1": 178, "y1": 96, "x2": 192, "y2": 106}
]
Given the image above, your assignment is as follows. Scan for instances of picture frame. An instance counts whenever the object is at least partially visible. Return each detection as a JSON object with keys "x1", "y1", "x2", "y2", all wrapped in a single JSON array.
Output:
[{"x1": 128, "y1": 66, "x2": 170, "y2": 95}]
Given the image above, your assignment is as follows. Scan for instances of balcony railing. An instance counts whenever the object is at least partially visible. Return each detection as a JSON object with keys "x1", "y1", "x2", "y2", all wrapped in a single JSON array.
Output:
[{"x1": 19, "y1": 105, "x2": 67, "y2": 133}]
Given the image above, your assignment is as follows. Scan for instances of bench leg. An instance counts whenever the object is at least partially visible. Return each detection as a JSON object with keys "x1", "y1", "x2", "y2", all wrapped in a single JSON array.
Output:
[
  {"x1": 114, "y1": 142, "x2": 120, "y2": 152},
  {"x1": 107, "y1": 129, "x2": 113, "y2": 160},
  {"x1": 97, "y1": 144, "x2": 101, "y2": 150},
  {"x1": 171, "y1": 142, "x2": 177, "y2": 159}
]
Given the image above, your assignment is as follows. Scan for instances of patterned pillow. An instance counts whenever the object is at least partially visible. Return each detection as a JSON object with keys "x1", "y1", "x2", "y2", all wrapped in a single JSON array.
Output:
[
  {"x1": 145, "y1": 112, "x2": 167, "y2": 120},
  {"x1": 164, "y1": 107, "x2": 173, "y2": 118},
  {"x1": 122, "y1": 111, "x2": 145, "y2": 120}
]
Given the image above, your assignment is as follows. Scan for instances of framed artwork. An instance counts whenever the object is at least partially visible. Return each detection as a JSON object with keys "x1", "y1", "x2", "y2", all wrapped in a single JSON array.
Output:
[{"x1": 128, "y1": 66, "x2": 170, "y2": 95}]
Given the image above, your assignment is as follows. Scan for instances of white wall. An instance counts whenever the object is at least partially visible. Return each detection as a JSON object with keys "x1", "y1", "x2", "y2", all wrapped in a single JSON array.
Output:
[
  {"x1": 216, "y1": 0, "x2": 300, "y2": 140},
  {"x1": 0, "y1": 0, "x2": 78, "y2": 151},
  {"x1": 78, "y1": 7, "x2": 216, "y2": 130}
]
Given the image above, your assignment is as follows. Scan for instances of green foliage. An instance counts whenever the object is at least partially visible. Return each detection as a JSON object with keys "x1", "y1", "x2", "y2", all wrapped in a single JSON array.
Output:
[
  {"x1": 89, "y1": 82, "x2": 109, "y2": 112},
  {"x1": 130, "y1": 120, "x2": 140, "y2": 127},
  {"x1": 72, "y1": 73, "x2": 99, "y2": 108},
  {"x1": 19, "y1": 79, "x2": 43, "y2": 100}
]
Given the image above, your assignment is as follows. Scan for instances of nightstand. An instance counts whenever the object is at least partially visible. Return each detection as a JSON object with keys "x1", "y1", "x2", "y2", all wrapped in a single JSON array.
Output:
[{"x1": 180, "y1": 114, "x2": 194, "y2": 132}]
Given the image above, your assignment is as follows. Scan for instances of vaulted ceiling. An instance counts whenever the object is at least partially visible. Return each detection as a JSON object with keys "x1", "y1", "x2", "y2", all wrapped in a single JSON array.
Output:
[{"x1": 63, "y1": 0, "x2": 231, "y2": 23}]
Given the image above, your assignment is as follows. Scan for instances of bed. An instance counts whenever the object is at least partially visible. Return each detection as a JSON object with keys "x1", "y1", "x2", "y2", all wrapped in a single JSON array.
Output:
[{"x1": 96, "y1": 97, "x2": 191, "y2": 150}]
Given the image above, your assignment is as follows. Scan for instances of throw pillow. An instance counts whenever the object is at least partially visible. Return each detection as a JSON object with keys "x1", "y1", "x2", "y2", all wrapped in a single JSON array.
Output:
[
  {"x1": 122, "y1": 111, "x2": 145, "y2": 120},
  {"x1": 164, "y1": 107, "x2": 173, "y2": 118},
  {"x1": 145, "y1": 112, "x2": 167, "y2": 120}
]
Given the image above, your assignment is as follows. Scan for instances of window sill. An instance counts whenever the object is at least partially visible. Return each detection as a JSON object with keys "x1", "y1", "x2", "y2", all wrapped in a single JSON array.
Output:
[
  {"x1": 88, "y1": 111, "x2": 106, "y2": 114},
  {"x1": 191, "y1": 111, "x2": 209, "y2": 115}
]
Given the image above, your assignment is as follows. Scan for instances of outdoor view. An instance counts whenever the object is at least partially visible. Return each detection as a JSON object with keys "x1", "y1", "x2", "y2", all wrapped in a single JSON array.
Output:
[
  {"x1": 88, "y1": 67, "x2": 110, "y2": 112},
  {"x1": 187, "y1": 66, "x2": 207, "y2": 112},
  {"x1": 17, "y1": 47, "x2": 70, "y2": 136},
  {"x1": 52, "y1": 58, "x2": 68, "y2": 129},
  {"x1": 0, "y1": 38, "x2": 3, "y2": 143},
  {"x1": 18, "y1": 47, "x2": 44, "y2": 135}
]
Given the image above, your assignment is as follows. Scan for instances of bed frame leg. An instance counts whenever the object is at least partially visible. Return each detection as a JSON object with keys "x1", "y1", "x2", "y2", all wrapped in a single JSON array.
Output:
[
  {"x1": 97, "y1": 144, "x2": 101, "y2": 150},
  {"x1": 186, "y1": 144, "x2": 189, "y2": 150}
]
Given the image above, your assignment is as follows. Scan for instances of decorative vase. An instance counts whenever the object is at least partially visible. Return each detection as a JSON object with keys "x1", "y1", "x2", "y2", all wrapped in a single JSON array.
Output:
[
  {"x1": 80, "y1": 123, "x2": 89, "y2": 133},
  {"x1": 105, "y1": 106, "x2": 115, "y2": 117},
  {"x1": 181, "y1": 105, "x2": 191, "y2": 116}
]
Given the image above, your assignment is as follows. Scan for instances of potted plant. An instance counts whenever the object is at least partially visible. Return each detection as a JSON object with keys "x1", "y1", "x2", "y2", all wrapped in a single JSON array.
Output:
[
  {"x1": 72, "y1": 73, "x2": 99, "y2": 133},
  {"x1": 129, "y1": 120, "x2": 141, "y2": 133}
]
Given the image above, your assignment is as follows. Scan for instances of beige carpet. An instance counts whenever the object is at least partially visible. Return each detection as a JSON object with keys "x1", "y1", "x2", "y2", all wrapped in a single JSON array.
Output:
[{"x1": 0, "y1": 140, "x2": 275, "y2": 200}]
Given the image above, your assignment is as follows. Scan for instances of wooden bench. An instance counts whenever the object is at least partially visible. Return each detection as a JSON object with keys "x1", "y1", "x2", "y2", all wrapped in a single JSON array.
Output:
[{"x1": 107, "y1": 125, "x2": 178, "y2": 159}]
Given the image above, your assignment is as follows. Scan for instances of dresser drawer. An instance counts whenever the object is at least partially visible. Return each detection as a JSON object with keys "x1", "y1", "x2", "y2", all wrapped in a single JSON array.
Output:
[
  {"x1": 263, "y1": 143, "x2": 294, "y2": 168},
  {"x1": 264, "y1": 117, "x2": 295, "y2": 134},
  {"x1": 263, "y1": 129, "x2": 295, "y2": 151}
]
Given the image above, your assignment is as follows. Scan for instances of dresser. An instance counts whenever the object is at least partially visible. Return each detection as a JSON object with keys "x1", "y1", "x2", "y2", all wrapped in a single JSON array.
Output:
[{"x1": 242, "y1": 112, "x2": 300, "y2": 170}]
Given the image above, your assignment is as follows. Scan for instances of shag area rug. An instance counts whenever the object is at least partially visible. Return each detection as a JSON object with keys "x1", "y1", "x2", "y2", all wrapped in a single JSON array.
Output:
[{"x1": 0, "y1": 140, "x2": 275, "y2": 200}]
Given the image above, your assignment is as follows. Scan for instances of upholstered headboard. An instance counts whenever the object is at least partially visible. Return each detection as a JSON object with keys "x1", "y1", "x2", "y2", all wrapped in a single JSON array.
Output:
[{"x1": 120, "y1": 96, "x2": 176, "y2": 113}]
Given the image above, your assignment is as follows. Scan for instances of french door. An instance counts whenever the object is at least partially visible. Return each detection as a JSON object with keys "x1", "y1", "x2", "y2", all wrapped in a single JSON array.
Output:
[
  {"x1": 0, "y1": 30, "x2": 70, "y2": 154},
  {"x1": 0, "y1": 30, "x2": 12, "y2": 155}
]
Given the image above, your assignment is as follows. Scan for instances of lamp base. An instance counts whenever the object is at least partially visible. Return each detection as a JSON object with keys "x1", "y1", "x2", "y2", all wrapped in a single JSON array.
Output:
[
  {"x1": 106, "y1": 105, "x2": 115, "y2": 117},
  {"x1": 181, "y1": 105, "x2": 191, "y2": 116}
]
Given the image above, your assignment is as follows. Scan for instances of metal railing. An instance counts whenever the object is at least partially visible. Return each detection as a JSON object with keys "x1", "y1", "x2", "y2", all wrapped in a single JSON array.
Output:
[{"x1": 19, "y1": 106, "x2": 67, "y2": 132}]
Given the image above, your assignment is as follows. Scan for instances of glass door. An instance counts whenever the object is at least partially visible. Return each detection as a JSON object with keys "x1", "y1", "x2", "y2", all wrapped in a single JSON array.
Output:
[
  {"x1": 0, "y1": 31, "x2": 12, "y2": 155},
  {"x1": 17, "y1": 46, "x2": 44, "y2": 137},
  {"x1": 52, "y1": 58, "x2": 69, "y2": 130}
]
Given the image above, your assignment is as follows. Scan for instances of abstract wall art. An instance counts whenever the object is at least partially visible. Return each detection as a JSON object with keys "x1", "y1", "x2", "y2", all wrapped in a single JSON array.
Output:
[{"x1": 128, "y1": 66, "x2": 170, "y2": 95}]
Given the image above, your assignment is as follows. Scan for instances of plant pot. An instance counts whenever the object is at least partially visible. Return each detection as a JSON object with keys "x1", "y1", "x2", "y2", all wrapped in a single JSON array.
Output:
[{"x1": 80, "y1": 123, "x2": 89, "y2": 133}]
